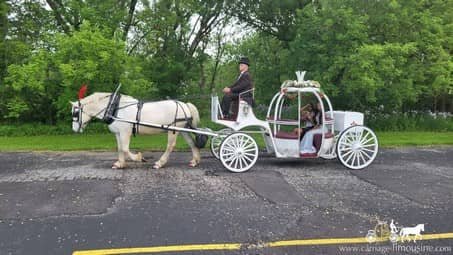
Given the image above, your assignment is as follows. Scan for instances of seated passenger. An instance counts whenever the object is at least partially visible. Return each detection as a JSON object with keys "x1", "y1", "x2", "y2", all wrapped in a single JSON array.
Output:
[
  {"x1": 220, "y1": 57, "x2": 253, "y2": 118},
  {"x1": 293, "y1": 103, "x2": 315, "y2": 139},
  {"x1": 300, "y1": 102, "x2": 326, "y2": 156}
]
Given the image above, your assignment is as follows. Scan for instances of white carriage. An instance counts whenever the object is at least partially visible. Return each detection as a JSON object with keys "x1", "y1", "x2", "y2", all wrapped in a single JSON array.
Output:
[{"x1": 210, "y1": 72, "x2": 379, "y2": 173}]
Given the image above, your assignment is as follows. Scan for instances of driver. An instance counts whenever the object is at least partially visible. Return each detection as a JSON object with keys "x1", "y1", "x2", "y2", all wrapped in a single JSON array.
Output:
[{"x1": 220, "y1": 57, "x2": 254, "y2": 118}]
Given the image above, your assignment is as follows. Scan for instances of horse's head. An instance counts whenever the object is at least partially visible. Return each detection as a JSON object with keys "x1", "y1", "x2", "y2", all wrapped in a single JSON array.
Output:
[
  {"x1": 70, "y1": 92, "x2": 114, "y2": 132},
  {"x1": 70, "y1": 100, "x2": 93, "y2": 133}
]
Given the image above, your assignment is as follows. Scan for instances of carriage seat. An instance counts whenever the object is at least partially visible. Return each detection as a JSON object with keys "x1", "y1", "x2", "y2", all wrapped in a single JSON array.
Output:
[
  {"x1": 219, "y1": 100, "x2": 240, "y2": 121},
  {"x1": 273, "y1": 131, "x2": 299, "y2": 139},
  {"x1": 313, "y1": 132, "x2": 334, "y2": 152},
  {"x1": 266, "y1": 116, "x2": 298, "y2": 122}
]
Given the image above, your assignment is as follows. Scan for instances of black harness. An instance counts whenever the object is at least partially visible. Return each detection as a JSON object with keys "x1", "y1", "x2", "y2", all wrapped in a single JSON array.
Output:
[
  {"x1": 173, "y1": 101, "x2": 193, "y2": 127},
  {"x1": 132, "y1": 101, "x2": 144, "y2": 136},
  {"x1": 72, "y1": 101, "x2": 83, "y2": 132},
  {"x1": 103, "y1": 93, "x2": 122, "y2": 124},
  {"x1": 74, "y1": 95, "x2": 207, "y2": 147}
]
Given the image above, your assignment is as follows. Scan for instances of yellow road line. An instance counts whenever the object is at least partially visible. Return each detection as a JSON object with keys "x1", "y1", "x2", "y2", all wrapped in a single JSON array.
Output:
[
  {"x1": 72, "y1": 243, "x2": 241, "y2": 255},
  {"x1": 73, "y1": 232, "x2": 453, "y2": 255},
  {"x1": 268, "y1": 237, "x2": 386, "y2": 247},
  {"x1": 419, "y1": 232, "x2": 453, "y2": 240}
]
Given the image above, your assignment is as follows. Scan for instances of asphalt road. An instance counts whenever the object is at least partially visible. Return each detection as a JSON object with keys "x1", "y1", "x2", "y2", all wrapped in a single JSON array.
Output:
[{"x1": 0, "y1": 147, "x2": 452, "y2": 255}]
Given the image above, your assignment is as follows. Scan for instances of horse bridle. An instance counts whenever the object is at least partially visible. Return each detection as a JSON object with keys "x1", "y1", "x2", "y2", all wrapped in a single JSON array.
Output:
[
  {"x1": 72, "y1": 98, "x2": 109, "y2": 133},
  {"x1": 72, "y1": 101, "x2": 84, "y2": 133}
]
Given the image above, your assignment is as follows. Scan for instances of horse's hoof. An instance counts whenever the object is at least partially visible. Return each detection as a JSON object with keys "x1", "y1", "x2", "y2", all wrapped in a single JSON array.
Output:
[
  {"x1": 152, "y1": 163, "x2": 161, "y2": 169},
  {"x1": 188, "y1": 161, "x2": 199, "y2": 167},
  {"x1": 112, "y1": 162, "x2": 122, "y2": 169},
  {"x1": 141, "y1": 157, "x2": 148, "y2": 162},
  {"x1": 137, "y1": 152, "x2": 147, "y2": 162}
]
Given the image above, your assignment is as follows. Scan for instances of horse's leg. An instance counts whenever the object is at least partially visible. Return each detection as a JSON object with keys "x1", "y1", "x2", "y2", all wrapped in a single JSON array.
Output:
[
  {"x1": 153, "y1": 131, "x2": 178, "y2": 169},
  {"x1": 112, "y1": 133, "x2": 126, "y2": 169},
  {"x1": 122, "y1": 133, "x2": 144, "y2": 162},
  {"x1": 181, "y1": 132, "x2": 200, "y2": 167}
]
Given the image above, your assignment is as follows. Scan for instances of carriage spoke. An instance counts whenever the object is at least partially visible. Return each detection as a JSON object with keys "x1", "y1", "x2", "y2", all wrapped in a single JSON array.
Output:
[
  {"x1": 358, "y1": 130, "x2": 368, "y2": 143},
  {"x1": 359, "y1": 150, "x2": 371, "y2": 160},
  {"x1": 361, "y1": 143, "x2": 377, "y2": 148},
  {"x1": 345, "y1": 135, "x2": 355, "y2": 144},
  {"x1": 351, "y1": 152, "x2": 358, "y2": 166},
  {"x1": 244, "y1": 148, "x2": 257, "y2": 153},
  {"x1": 239, "y1": 135, "x2": 245, "y2": 147},
  {"x1": 229, "y1": 158, "x2": 238, "y2": 169},
  {"x1": 341, "y1": 150, "x2": 354, "y2": 159},
  {"x1": 233, "y1": 137, "x2": 240, "y2": 149},
  {"x1": 361, "y1": 147, "x2": 376, "y2": 153},
  {"x1": 243, "y1": 156, "x2": 250, "y2": 166},
  {"x1": 244, "y1": 152, "x2": 257, "y2": 157},
  {"x1": 221, "y1": 152, "x2": 235, "y2": 156},
  {"x1": 243, "y1": 154, "x2": 253, "y2": 163},
  {"x1": 339, "y1": 146, "x2": 352, "y2": 152},
  {"x1": 239, "y1": 156, "x2": 243, "y2": 169},
  {"x1": 340, "y1": 141, "x2": 353, "y2": 148},
  {"x1": 362, "y1": 137, "x2": 376, "y2": 146},
  {"x1": 223, "y1": 147, "x2": 235, "y2": 152},
  {"x1": 354, "y1": 129, "x2": 362, "y2": 142},
  {"x1": 243, "y1": 156, "x2": 251, "y2": 165},
  {"x1": 345, "y1": 150, "x2": 354, "y2": 164},
  {"x1": 224, "y1": 154, "x2": 236, "y2": 162},
  {"x1": 360, "y1": 132, "x2": 371, "y2": 144},
  {"x1": 357, "y1": 151, "x2": 366, "y2": 166},
  {"x1": 226, "y1": 156, "x2": 236, "y2": 167},
  {"x1": 234, "y1": 156, "x2": 239, "y2": 169},
  {"x1": 243, "y1": 143, "x2": 256, "y2": 150}
]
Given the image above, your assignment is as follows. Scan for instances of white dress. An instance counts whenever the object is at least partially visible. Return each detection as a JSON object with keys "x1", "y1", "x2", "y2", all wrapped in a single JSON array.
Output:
[{"x1": 300, "y1": 113, "x2": 325, "y2": 154}]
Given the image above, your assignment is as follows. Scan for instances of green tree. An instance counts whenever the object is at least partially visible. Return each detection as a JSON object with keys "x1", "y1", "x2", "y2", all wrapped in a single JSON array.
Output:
[
  {"x1": 226, "y1": 0, "x2": 310, "y2": 43},
  {"x1": 2, "y1": 22, "x2": 152, "y2": 122}
]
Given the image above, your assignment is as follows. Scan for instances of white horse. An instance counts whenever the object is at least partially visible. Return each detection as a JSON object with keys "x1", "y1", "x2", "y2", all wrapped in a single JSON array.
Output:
[
  {"x1": 399, "y1": 224, "x2": 424, "y2": 243},
  {"x1": 71, "y1": 92, "x2": 201, "y2": 169}
]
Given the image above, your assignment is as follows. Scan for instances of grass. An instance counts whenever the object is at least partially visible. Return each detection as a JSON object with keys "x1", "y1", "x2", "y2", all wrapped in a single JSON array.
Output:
[
  {"x1": 0, "y1": 132, "x2": 452, "y2": 151},
  {"x1": 375, "y1": 132, "x2": 453, "y2": 147}
]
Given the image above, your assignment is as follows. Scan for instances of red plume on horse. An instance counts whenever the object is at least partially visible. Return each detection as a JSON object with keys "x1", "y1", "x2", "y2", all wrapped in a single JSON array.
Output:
[{"x1": 78, "y1": 84, "x2": 88, "y2": 100}]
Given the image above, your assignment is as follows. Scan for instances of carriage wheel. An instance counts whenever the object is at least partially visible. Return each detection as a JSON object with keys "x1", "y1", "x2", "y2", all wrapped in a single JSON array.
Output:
[
  {"x1": 389, "y1": 232, "x2": 399, "y2": 243},
  {"x1": 210, "y1": 128, "x2": 233, "y2": 159},
  {"x1": 366, "y1": 230, "x2": 377, "y2": 243},
  {"x1": 336, "y1": 125, "x2": 378, "y2": 170},
  {"x1": 219, "y1": 133, "x2": 258, "y2": 173}
]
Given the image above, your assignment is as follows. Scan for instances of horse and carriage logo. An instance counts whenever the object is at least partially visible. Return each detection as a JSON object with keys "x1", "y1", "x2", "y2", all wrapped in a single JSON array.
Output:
[{"x1": 366, "y1": 217, "x2": 425, "y2": 243}]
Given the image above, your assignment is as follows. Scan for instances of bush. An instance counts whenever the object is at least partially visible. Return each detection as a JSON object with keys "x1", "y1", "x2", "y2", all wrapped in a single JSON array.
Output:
[
  {"x1": 2, "y1": 110, "x2": 452, "y2": 136},
  {"x1": 0, "y1": 121, "x2": 109, "y2": 136},
  {"x1": 366, "y1": 112, "x2": 453, "y2": 132}
]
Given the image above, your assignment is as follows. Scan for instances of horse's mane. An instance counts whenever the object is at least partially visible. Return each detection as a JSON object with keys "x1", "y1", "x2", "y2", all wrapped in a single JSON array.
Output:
[{"x1": 80, "y1": 92, "x2": 136, "y2": 105}]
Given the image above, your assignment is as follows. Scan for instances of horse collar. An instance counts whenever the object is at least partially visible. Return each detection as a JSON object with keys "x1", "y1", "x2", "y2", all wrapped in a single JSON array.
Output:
[{"x1": 103, "y1": 93, "x2": 122, "y2": 124}]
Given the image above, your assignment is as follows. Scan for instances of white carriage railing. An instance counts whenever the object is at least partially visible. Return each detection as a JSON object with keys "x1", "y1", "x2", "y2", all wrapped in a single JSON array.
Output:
[
  {"x1": 211, "y1": 88, "x2": 256, "y2": 122},
  {"x1": 238, "y1": 88, "x2": 255, "y2": 102},
  {"x1": 211, "y1": 95, "x2": 223, "y2": 121}
]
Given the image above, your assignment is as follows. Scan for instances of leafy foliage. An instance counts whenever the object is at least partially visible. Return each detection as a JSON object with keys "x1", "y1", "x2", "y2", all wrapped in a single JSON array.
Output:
[{"x1": 0, "y1": 0, "x2": 452, "y2": 130}]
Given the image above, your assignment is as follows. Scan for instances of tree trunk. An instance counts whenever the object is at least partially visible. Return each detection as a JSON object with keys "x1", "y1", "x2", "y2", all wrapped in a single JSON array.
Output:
[
  {"x1": 46, "y1": 0, "x2": 72, "y2": 34},
  {"x1": 122, "y1": 0, "x2": 138, "y2": 42},
  {"x1": 199, "y1": 62, "x2": 206, "y2": 92},
  {"x1": 449, "y1": 95, "x2": 453, "y2": 113},
  {"x1": 433, "y1": 96, "x2": 437, "y2": 113},
  {"x1": 440, "y1": 94, "x2": 446, "y2": 112}
]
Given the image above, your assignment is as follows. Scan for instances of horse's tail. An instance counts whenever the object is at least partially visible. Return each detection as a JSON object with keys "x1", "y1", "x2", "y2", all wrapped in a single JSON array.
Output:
[{"x1": 186, "y1": 102, "x2": 200, "y2": 128}]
